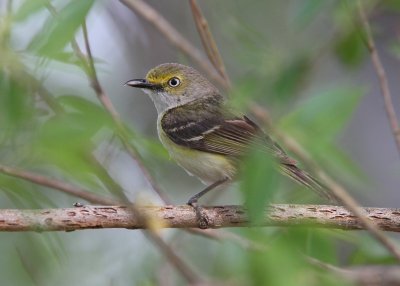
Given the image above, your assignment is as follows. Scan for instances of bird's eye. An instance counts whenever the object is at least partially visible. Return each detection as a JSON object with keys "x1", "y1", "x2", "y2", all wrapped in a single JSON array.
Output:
[{"x1": 168, "y1": 77, "x2": 181, "y2": 87}]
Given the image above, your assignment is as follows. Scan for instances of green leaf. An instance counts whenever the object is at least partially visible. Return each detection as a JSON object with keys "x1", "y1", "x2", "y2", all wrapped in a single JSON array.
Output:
[
  {"x1": 44, "y1": 51, "x2": 81, "y2": 66},
  {"x1": 302, "y1": 229, "x2": 337, "y2": 263},
  {"x1": 312, "y1": 141, "x2": 366, "y2": 185},
  {"x1": 229, "y1": 77, "x2": 260, "y2": 110},
  {"x1": 349, "y1": 235, "x2": 398, "y2": 265},
  {"x1": 292, "y1": 0, "x2": 327, "y2": 27},
  {"x1": 0, "y1": 177, "x2": 55, "y2": 208},
  {"x1": 32, "y1": 107, "x2": 109, "y2": 189},
  {"x1": 0, "y1": 69, "x2": 36, "y2": 131},
  {"x1": 58, "y1": 95, "x2": 107, "y2": 117},
  {"x1": 334, "y1": 29, "x2": 366, "y2": 67},
  {"x1": 240, "y1": 148, "x2": 280, "y2": 224},
  {"x1": 272, "y1": 56, "x2": 311, "y2": 103},
  {"x1": 29, "y1": 0, "x2": 94, "y2": 57},
  {"x1": 389, "y1": 40, "x2": 400, "y2": 60},
  {"x1": 383, "y1": 0, "x2": 400, "y2": 11},
  {"x1": 14, "y1": 0, "x2": 48, "y2": 22},
  {"x1": 279, "y1": 86, "x2": 364, "y2": 140},
  {"x1": 278, "y1": 86, "x2": 365, "y2": 185},
  {"x1": 244, "y1": 228, "x2": 343, "y2": 286},
  {"x1": 136, "y1": 137, "x2": 169, "y2": 161}
]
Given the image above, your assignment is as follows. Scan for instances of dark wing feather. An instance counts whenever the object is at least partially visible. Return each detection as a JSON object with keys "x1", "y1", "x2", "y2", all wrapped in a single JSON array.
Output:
[
  {"x1": 161, "y1": 97, "x2": 336, "y2": 202},
  {"x1": 161, "y1": 97, "x2": 291, "y2": 162}
]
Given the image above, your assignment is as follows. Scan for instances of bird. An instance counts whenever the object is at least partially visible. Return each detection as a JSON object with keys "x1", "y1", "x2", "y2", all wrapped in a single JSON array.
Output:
[{"x1": 125, "y1": 63, "x2": 335, "y2": 224}]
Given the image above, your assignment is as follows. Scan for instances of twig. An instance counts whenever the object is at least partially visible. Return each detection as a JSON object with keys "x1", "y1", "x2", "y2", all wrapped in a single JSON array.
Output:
[
  {"x1": 356, "y1": 0, "x2": 400, "y2": 154},
  {"x1": 307, "y1": 256, "x2": 400, "y2": 286},
  {"x1": 46, "y1": 7, "x2": 157, "y2": 202},
  {"x1": 80, "y1": 21, "x2": 203, "y2": 283},
  {"x1": 1, "y1": 204, "x2": 400, "y2": 232},
  {"x1": 306, "y1": 256, "x2": 346, "y2": 273},
  {"x1": 268, "y1": 128, "x2": 400, "y2": 260},
  {"x1": 16, "y1": 65, "x2": 65, "y2": 114},
  {"x1": 143, "y1": 231, "x2": 202, "y2": 284},
  {"x1": 83, "y1": 19, "x2": 203, "y2": 282},
  {"x1": 187, "y1": 228, "x2": 267, "y2": 251},
  {"x1": 68, "y1": 17, "x2": 169, "y2": 203},
  {"x1": 0, "y1": 164, "x2": 119, "y2": 205},
  {"x1": 81, "y1": 22, "x2": 120, "y2": 119},
  {"x1": 189, "y1": 0, "x2": 231, "y2": 87},
  {"x1": 343, "y1": 265, "x2": 400, "y2": 286},
  {"x1": 119, "y1": 0, "x2": 228, "y2": 90}
]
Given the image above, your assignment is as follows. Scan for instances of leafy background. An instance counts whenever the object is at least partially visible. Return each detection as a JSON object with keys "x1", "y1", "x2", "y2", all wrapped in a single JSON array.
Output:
[{"x1": 0, "y1": 0, "x2": 400, "y2": 285}]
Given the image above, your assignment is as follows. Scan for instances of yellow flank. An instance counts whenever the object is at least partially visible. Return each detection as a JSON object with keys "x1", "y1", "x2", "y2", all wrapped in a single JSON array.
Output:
[{"x1": 157, "y1": 120, "x2": 236, "y2": 184}]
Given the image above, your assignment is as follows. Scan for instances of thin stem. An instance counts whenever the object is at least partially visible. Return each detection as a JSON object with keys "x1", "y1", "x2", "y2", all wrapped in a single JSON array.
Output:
[
  {"x1": 81, "y1": 21, "x2": 120, "y2": 119},
  {"x1": 189, "y1": 0, "x2": 231, "y2": 87},
  {"x1": 74, "y1": 18, "x2": 170, "y2": 204},
  {"x1": 0, "y1": 164, "x2": 118, "y2": 205},
  {"x1": 78, "y1": 18, "x2": 201, "y2": 284},
  {"x1": 275, "y1": 131, "x2": 400, "y2": 261},
  {"x1": 356, "y1": 0, "x2": 400, "y2": 154},
  {"x1": 187, "y1": 228, "x2": 267, "y2": 251},
  {"x1": 143, "y1": 232, "x2": 202, "y2": 284},
  {"x1": 120, "y1": 0, "x2": 228, "y2": 90}
]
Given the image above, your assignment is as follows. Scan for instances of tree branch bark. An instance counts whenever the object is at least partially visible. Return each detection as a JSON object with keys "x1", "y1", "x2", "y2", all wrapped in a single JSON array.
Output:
[{"x1": 1, "y1": 204, "x2": 400, "y2": 232}]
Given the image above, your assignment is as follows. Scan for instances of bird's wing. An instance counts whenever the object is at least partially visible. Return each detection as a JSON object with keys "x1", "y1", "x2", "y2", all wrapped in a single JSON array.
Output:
[
  {"x1": 161, "y1": 97, "x2": 336, "y2": 202},
  {"x1": 160, "y1": 98, "x2": 293, "y2": 164}
]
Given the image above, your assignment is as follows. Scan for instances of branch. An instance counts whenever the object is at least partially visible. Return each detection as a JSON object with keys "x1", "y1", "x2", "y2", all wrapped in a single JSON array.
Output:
[
  {"x1": 356, "y1": 1, "x2": 400, "y2": 155},
  {"x1": 189, "y1": 0, "x2": 231, "y2": 87},
  {"x1": 78, "y1": 21, "x2": 170, "y2": 204},
  {"x1": 120, "y1": 0, "x2": 228, "y2": 90},
  {"x1": 2, "y1": 204, "x2": 400, "y2": 232}
]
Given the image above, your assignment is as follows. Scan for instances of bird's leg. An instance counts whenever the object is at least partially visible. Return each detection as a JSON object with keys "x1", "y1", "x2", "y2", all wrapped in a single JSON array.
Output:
[{"x1": 187, "y1": 177, "x2": 229, "y2": 229}]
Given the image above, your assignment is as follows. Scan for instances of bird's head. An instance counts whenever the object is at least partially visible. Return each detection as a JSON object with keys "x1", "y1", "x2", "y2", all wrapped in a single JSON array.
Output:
[{"x1": 126, "y1": 63, "x2": 221, "y2": 113}]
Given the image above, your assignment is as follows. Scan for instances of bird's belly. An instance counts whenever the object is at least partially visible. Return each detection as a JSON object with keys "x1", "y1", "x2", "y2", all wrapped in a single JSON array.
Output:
[{"x1": 158, "y1": 129, "x2": 236, "y2": 184}]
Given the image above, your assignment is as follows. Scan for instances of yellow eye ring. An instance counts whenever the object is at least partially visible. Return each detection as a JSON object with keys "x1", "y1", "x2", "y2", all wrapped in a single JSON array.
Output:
[{"x1": 168, "y1": 77, "x2": 181, "y2": 87}]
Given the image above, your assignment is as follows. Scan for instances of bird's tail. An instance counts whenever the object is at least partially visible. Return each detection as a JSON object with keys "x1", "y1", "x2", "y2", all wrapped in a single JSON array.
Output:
[{"x1": 281, "y1": 163, "x2": 338, "y2": 203}]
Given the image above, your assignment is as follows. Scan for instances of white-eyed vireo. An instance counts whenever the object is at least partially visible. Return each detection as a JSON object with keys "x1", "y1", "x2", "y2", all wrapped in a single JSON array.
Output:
[{"x1": 126, "y1": 63, "x2": 335, "y2": 212}]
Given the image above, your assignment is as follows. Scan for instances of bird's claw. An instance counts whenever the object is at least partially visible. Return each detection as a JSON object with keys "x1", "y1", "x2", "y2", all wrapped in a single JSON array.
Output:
[{"x1": 188, "y1": 201, "x2": 209, "y2": 229}]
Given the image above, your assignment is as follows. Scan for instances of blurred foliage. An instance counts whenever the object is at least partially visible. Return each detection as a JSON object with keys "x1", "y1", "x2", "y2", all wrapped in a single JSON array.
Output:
[
  {"x1": 240, "y1": 149, "x2": 280, "y2": 223},
  {"x1": 279, "y1": 86, "x2": 366, "y2": 183},
  {"x1": 0, "y1": 0, "x2": 399, "y2": 285}
]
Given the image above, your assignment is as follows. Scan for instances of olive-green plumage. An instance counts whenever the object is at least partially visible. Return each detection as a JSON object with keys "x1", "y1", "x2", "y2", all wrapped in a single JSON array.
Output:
[{"x1": 126, "y1": 63, "x2": 335, "y2": 202}]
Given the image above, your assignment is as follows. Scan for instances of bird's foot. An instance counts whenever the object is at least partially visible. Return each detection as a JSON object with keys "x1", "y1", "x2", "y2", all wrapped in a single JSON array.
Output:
[{"x1": 188, "y1": 199, "x2": 209, "y2": 229}]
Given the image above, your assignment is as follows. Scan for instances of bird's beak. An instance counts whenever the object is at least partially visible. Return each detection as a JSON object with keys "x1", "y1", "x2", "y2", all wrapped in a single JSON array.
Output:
[{"x1": 124, "y1": 79, "x2": 156, "y2": 89}]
